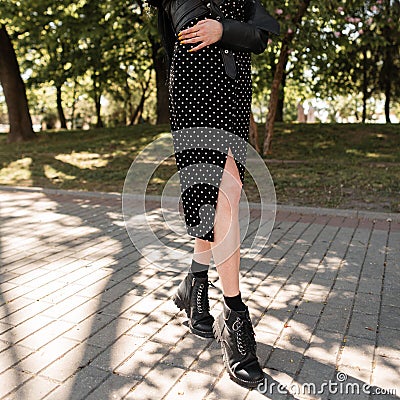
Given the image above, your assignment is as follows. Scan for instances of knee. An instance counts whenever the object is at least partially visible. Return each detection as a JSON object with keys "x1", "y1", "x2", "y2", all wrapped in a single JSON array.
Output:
[{"x1": 218, "y1": 170, "x2": 242, "y2": 211}]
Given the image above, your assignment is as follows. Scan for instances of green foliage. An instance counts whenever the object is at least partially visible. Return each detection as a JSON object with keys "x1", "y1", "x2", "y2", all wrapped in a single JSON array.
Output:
[{"x1": 0, "y1": 0, "x2": 399, "y2": 126}]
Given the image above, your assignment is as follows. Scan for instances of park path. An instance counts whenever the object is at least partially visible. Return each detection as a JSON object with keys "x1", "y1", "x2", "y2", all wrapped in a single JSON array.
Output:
[{"x1": 0, "y1": 185, "x2": 399, "y2": 400}]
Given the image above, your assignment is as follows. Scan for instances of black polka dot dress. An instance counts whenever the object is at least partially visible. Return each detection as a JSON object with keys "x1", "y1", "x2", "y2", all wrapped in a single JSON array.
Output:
[{"x1": 169, "y1": 0, "x2": 252, "y2": 242}]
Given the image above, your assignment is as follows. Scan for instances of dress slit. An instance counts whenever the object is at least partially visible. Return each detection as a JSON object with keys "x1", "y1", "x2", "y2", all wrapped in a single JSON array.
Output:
[{"x1": 169, "y1": 0, "x2": 251, "y2": 242}]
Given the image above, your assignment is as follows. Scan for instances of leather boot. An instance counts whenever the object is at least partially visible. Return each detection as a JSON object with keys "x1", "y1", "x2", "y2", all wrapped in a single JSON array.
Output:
[
  {"x1": 172, "y1": 272, "x2": 214, "y2": 338},
  {"x1": 213, "y1": 302, "x2": 264, "y2": 388}
]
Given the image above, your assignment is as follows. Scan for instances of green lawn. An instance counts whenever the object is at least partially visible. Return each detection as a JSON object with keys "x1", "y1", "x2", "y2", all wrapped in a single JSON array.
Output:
[{"x1": 1, "y1": 123, "x2": 399, "y2": 212}]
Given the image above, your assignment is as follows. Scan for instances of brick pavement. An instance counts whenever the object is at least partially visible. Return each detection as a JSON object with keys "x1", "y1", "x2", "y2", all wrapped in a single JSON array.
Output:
[{"x1": 0, "y1": 185, "x2": 399, "y2": 400}]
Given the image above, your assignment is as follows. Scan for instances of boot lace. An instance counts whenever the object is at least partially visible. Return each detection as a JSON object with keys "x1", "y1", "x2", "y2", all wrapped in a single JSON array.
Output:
[
  {"x1": 195, "y1": 282, "x2": 210, "y2": 314},
  {"x1": 232, "y1": 316, "x2": 257, "y2": 356}
]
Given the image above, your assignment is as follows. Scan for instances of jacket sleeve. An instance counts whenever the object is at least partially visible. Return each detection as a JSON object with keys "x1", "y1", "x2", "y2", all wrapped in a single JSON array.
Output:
[{"x1": 218, "y1": 0, "x2": 280, "y2": 54}]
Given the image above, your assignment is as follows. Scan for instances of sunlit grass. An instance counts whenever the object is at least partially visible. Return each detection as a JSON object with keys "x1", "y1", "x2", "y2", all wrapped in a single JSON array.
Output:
[
  {"x1": 55, "y1": 152, "x2": 109, "y2": 169},
  {"x1": 44, "y1": 164, "x2": 76, "y2": 182},
  {"x1": 0, "y1": 123, "x2": 399, "y2": 212},
  {"x1": 0, "y1": 157, "x2": 32, "y2": 183}
]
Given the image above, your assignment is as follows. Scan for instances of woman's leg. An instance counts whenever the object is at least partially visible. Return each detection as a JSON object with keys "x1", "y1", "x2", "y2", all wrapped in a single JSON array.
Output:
[
  {"x1": 211, "y1": 148, "x2": 264, "y2": 388},
  {"x1": 193, "y1": 238, "x2": 212, "y2": 266},
  {"x1": 210, "y1": 148, "x2": 242, "y2": 296}
]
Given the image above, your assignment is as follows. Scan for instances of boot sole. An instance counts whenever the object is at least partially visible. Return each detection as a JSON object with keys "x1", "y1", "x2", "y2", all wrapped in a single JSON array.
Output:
[
  {"x1": 213, "y1": 320, "x2": 265, "y2": 389},
  {"x1": 173, "y1": 294, "x2": 214, "y2": 339}
]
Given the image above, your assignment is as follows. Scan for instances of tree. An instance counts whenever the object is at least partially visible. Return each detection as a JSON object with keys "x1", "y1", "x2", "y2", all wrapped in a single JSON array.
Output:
[
  {"x1": 263, "y1": 0, "x2": 311, "y2": 155},
  {"x1": 0, "y1": 25, "x2": 36, "y2": 143}
]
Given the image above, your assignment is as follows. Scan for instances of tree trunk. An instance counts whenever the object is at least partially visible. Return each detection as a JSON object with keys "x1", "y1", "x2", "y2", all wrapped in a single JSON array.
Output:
[
  {"x1": 264, "y1": 0, "x2": 311, "y2": 156},
  {"x1": 92, "y1": 75, "x2": 103, "y2": 128},
  {"x1": 56, "y1": 84, "x2": 67, "y2": 129},
  {"x1": 249, "y1": 112, "x2": 260, "y2": 153},
  {"x1": 71, "y1": 81, "x2": 78, "y2": 129},
  {"x1": 130, "y1": 76, "x2": 151, "y2": 125},
  {"x1": 151, "y1": 41, "x2": 170, "y2": 124},
  {"x1": 362, "y1": 49, "x2": 368, "y2": 123},
  {"x1": 276, "y1": 71, "x2": 287, "y2": 122},
  {"x1": 383, "y1": 47, "x2": 392, "y2": 124},
  {"x1": 94, "y1": 94, "x2": 103, "y2": 128},
  {"x1": 384, "y1": 87, "x2": 391, "y2": 123},
  {"x1": 0, "y1": 25, "x2": 36, "y2": 143}
]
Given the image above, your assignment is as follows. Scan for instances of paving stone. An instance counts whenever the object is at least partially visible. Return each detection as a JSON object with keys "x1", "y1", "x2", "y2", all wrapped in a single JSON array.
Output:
[
  {"x1": 0, "y1": 295, "x2": 31, "y2": 317},
  {"x1": 204, "y1": 372, "x2": 249, "y2": 400},
  {"x1": 10, "y1": 374, "x2": 58, "y2": 400},
  {"x1": 317, "y1": 305, "x2": 351, "y2": 334},
  {"x1": 304, "y1": 329, "x2": 343, "y2": 365},
  {"x1": 15, "y1": 336, "x2": 78, "y2": 374},
  {"x1": 115, "y1": 340, "x2": 170, "y2": 379},
  {"x1": 293, "y1": 358, "x2": 337, "y2": 399},
  {"x1": 86, "y1": 317, "x2": 135, "y2": 347},
  {"x1": 275, "y1": 333, "x2": 309, "y2": 354},
  {"x1": 161, "y1": 334, "x2": 212, "y2": 369},
  {"x1": 325, "y1": 289, "x2": 355, "y2": 309},
  {"x1": 164, "y1": 370, "x2": 216, "y2": 400},
  {"x1": 294, "y1": 300, "x2": 325, "y2": 316},
  {"x1": 151, "y1": 318, "x2": 191, "y2": 345},
  {"x1": 382, "y1": 286, "x2": 400, "y2": 308},
  {"x1": 17, "y1": 320, "x2": 75, "y2": 351},
  {"x1": 1, "y1": 300, "x2": 53, "y2": 326},
  {"x1": 0, "y1": 344, "x2": 32, "y2": 374},
  {"x1": 257, "y1": 309, "x2": 290, "y2": 335},
  {"x1": 58, "y1": 298, "x2": 109, "y2": 324},
  {"x1": 371, "y1": 357, "x2": 400, "y2": 392},
  {"x1": 339, "y1": 335, "x2": 375, "y2": 371},
  {"x1": 84, "y1": 372, "x2": 138, "y2": 400},
  {"x1": 90, "y1": 334, "x2": 147, "y2": 371},
  {"x1": 124, "y1": 362, "x2": 184, "y2": 400},
  {"x1": 0, "y1": 367, "x2": 32, "y2": 398},
  {"x1": 376, "y1": 327, "x2": 400, "y2": 360},
  {"x1": 353, "y1": 292, "x2": 381, "y2": 315},
  {"x1": 3, "y1": 315, "x2": 54, "y2": 344},
  {"x1": 63, "y1": 313, "x2": 116, "y2": 342},
  {"x1": 347, "y1": 311, "x2": 379, "y2": 340},
  {"x1": 380, "y1": 305, "x2": 400, "y2": 330},
  {"x1": 357, "y1": 277, "x2": 382, "y2": 295},
  {"x1": 42, "y1": 365, "x2": 110, "y2": 400},
  {"x1": 191, "y1": 340, "x2": 225, "y2": 377},
  {"x1": 283, "y1": 313, "x2": 320, "y2": 343},
  {"x1": 2, "y1": 188, "x2": 399, "y2": 400},
  {"x1": 39, "y1": 343, "x2": 104, "y2": 382},
  {"x1": 265, "y1": 347, "x2": 303, "y2": 374}
]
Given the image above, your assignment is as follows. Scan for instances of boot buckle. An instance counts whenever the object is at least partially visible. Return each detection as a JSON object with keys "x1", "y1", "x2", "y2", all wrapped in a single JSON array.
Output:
[{"x1": 232, "y1": 317, "x2": 243, "y2": 331}]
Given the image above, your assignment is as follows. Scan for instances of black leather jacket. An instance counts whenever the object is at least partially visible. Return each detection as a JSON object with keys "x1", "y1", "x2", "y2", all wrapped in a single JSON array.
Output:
[{"x1": 161, "y1": 0, "x2": 279, "y2": 54}]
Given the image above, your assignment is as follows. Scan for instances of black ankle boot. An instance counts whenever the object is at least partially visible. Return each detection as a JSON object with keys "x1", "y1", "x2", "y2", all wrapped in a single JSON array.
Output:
[
  {"x1": 173, "y1": 272, "x2": 214, "y2": 338},
  {"x1": 213, "y1": 302, "x2": 264, "y2": 388}
]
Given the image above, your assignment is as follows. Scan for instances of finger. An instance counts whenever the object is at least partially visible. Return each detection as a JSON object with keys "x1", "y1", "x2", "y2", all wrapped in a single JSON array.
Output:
[
  {"x1": 181, "y1": 36, "x2": 203, "y2": 44},
  {"x1": 189, "y1": 41, "x2": 209, "y2": 52},
  {"x1": 180, "y1": 31, "x2": 202, "y2": 41},
  {"x1": 178, "y1": 26, "x2": 197, "y2": 37}
]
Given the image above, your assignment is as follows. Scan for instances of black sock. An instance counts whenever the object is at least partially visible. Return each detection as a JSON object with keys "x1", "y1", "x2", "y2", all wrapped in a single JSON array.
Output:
[
  {"x1": 190, "y1": 259, "x2": 209, "y2": 278},
  {"x1": 224, "y1": 292, "x2": 246, "y2": 311}
]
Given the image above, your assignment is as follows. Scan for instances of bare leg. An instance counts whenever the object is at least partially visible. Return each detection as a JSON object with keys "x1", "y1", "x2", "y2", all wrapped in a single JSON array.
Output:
[
  {"x1": 211, "y1": 148, "x2": 242, "y2": 297},
  {"x1": 193, "y1": 238, "x2": 212, "y2": 266}
]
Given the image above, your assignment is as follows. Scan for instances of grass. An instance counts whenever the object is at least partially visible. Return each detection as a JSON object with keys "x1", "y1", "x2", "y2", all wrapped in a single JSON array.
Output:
[{"x1": 0, "y1": 123, "x2": 399, "y2": 212}]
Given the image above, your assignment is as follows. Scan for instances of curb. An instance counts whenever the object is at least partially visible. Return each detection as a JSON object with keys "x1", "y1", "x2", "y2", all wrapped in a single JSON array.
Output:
[{"x1": 1, "y1": 184, "x2": 399, "y2": 222}]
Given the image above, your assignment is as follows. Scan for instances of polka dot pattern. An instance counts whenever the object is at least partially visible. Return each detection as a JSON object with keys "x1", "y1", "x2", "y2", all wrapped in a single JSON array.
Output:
[{"x1": 169, "y1": 0, "x2": 252, "y2": 242}]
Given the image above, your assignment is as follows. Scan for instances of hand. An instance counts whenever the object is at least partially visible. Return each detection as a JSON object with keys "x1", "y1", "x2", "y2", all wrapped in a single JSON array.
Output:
[{"x1": 178, "y1": 19, "x2": 223, "y2": 52}]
